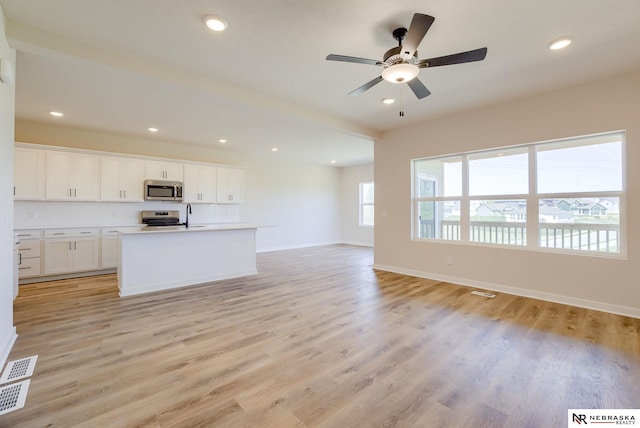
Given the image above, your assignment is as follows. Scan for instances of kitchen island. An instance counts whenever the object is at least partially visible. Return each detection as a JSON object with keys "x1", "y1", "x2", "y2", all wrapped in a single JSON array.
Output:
[{"x1": 117, "y1": 224, "x2": 257, "y2": 297}]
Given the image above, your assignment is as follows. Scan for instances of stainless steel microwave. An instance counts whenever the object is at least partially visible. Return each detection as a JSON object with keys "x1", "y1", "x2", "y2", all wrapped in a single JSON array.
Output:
[{"x1": 144, "y1": 180, "x2": 183, "y2": 201}]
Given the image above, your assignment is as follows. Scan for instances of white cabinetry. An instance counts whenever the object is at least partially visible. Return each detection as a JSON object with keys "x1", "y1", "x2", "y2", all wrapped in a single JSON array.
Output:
[
  {"x1": 184, "y1": 164, "x2": 217, "y2": 203},
  {"x1": 100, "y1": 156, "x2": 144, "y2": 201},
  {"x1": 101, "y1": 228, "x2": 118, "y2": 269},
  {"x1": 15, "y1": 230, "x2": 42, "y2": 278},
  {"x1": 216, "y1": 168, "x2": 244, "y2": 204},
  {"x1": 46, "y1": 151, "x2": 99, "y2": 200},
  {"x1": 145, "y1": 160, "x2": 183, "y2": 181},
  {"x1": 14, "y1": 147, "x2": 46, "y2": 200},
  {"x1": 44, "y1": 229, "x2": 99, "y2": 275}
]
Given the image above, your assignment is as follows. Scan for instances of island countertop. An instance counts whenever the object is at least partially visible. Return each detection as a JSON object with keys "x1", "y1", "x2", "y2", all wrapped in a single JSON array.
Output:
[
  {"x1": 117, "y1": 224, "x2": 257, "y2": 296},
  {"x1": 117, "y1": 223, "x2": 257, "y2": 235}
]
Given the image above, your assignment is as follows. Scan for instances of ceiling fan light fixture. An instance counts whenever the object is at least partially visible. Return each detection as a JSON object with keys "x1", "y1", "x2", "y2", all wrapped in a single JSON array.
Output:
[
  {"x1": 382, "y1": 63, "x2": 419, "y2": 83},
  {"x1": 203, "y1": 15, "x2": 228, "y2": 32}
]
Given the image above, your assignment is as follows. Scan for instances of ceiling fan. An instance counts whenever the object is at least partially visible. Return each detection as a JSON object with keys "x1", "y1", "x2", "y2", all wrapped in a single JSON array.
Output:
[{"x1": 326, "y1": 13, "x2": 488, "y2": 100}]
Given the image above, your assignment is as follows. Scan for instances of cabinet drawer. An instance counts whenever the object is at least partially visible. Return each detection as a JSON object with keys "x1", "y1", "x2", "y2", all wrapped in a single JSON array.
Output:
[
  {"x1": 18, "y1": 241, "x2": 41, "y2": 258},
  {"x1": 101, "y1": 228, "x2": 119, "y2": 236},
  {"x1": 15, "y1": 230, "x2": 42, "y2": 240},
  {"x1": 18, "y1": 257, "x2": 41, "y2": 278},
  {"x1": 45, "y1": 228, "x2": 100, "y2": 238}
]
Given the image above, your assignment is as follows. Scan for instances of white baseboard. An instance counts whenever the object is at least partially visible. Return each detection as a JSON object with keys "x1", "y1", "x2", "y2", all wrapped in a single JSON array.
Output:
[
  {"x1": 257, "y1": 240, "x2": 341, "y2": 253},
  {"x1": 372, "y1": 263, "x2": 640, "y2": 319},
  {"x1": 341, "y1": 241, "x2": 374, "y2": 248},
  {"x1": 0, "y1": 328, "x2": 17, "y2": 370}
]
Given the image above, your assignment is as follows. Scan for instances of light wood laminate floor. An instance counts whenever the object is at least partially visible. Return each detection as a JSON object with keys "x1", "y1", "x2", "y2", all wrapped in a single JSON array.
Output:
[{"x1": 3, "y1": 245, "x2": 639, "y2": 427}]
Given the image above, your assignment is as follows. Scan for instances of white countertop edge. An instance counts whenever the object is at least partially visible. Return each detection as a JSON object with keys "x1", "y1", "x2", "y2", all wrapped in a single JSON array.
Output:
[{"x1": 118, "y1": 223, "x2": 258, "y2": 235}]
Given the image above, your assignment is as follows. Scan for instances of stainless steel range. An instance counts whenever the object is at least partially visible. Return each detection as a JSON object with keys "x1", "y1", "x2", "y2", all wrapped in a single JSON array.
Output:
[{"x1": 140, "y1": 210, "x2": 182, "y2": 227}]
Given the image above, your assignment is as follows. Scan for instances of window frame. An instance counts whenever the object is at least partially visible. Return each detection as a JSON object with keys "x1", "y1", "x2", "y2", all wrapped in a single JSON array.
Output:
[{"x1": 411, "y1": 131, "x2": 626, "y2": 258}]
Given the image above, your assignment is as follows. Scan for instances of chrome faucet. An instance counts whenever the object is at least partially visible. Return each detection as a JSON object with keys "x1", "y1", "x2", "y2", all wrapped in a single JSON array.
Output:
[{"x1": 185, "y1": 203, "x2": 192, "y2": 228}]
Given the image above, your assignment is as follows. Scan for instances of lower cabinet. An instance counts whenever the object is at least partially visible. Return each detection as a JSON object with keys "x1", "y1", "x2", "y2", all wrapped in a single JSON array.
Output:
[
  {"x1": 16, "y1": 230, "x2": 43, "y2": 279},
  {"x1": 101, "y1": 228, "x2": 119, "y2": 269},
  {"x1": 44, "y1": 229, "x2": 100, "y2": 275}
]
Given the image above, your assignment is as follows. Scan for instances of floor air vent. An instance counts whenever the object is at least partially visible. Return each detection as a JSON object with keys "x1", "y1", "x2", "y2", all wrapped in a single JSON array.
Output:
[
  {"x1": 0, "y1": 355, "x2": 38, "y2": 384},
  {"x1": 0, "y1": 379, "x2": 31, "y2": 416},
  {"x1": 471, "y1": 290, "x2": 496, "y2": 298}
]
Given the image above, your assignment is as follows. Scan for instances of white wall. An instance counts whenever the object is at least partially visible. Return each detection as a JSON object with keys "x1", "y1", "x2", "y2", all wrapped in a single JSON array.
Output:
[
  {"x1": 340, "y1": 163, "x2": 374, "y2": 246},
  {"x1": 14, "y1": 121, "x2": 342, "y2": 252},
  {"x1": 374, "y1": 71, "x2": 640, "y2": 317},
  {"x1": 0, "y1": 5, "x2": 17, "y2": 367}
]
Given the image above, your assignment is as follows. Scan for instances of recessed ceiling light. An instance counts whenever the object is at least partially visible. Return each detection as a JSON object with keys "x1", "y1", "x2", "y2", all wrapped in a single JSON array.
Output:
[
  {"x1": 271, "y1": 147, "x2": 279, "y2": 152},
  {"x1": 203, "y1": 15, "x2": 228, "y2": 32},
  {"x1": 218, "y1": 139, "x2": 227, "y2": 143},
  {"x1": 382, "y1": 98, "x2": 395, "y2": 105},
  {"x1": 50, "y1": 111, "x2": 63, "y2": 117},
  {"x1": 549, "y1": 37, "x2": 572, "y2": 50},
  {"x1": 148, "y1": 127, "x2": 158, "y2": 133},
  {"x1": 330, "y1": 160, "x2": 337, "y2": 164}
]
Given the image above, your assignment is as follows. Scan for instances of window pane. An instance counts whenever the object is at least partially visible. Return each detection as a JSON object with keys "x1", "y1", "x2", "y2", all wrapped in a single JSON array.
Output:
[
  {"x1": 361, "y1": 182, "x2": 374, "y2": 204},
  {"x1": 414, "y1": 156, "x2": 462, "y2": 197},
  {"x1": 417, "y1": 200, "x2": 461, "y2": 240},
  {"x1": 361, "y1": 204, "x2": 374, "y2": 227},
  {"x1": 539, "y1": 197, "x2": 619, "y2": 253},
  {"x1": 470, "y1": 199, "x2": 527, "y2": 245},
  {"x1": 469, "y1": 148, "x2": 528, "y2": 196},
  {"x1": 537, "y1": 138, "x2": 622, "y2": 193}
]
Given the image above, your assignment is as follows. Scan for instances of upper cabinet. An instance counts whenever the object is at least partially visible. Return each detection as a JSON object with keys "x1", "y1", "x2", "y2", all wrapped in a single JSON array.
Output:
[
  {"x1": 14, "y1": 147, "x2": 46, "y2": 200},
  {"x1": 217, "y1": 168, "x2": 244, "y2": 204},
  {"x1": 14, "y1": 144, "x2": 245, "y2": 205},
  {"x1": 145, "y1": 160, "x2": 183, "y2": 181},
  {"x1": 46, "y1": 151, "x2": 99, "y2": 201},
  {"x1": 100, "y1": 156, "x2": 145, "y2": 202},
  {"x1": 183, "y1": 164, "x2": 217, "y2": 203}
]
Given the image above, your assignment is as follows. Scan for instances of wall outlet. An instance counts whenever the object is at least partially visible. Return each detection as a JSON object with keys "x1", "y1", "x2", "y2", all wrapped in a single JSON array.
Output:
[{"x1": 447, "y1": 256, "x2": 453, "y2": 265}]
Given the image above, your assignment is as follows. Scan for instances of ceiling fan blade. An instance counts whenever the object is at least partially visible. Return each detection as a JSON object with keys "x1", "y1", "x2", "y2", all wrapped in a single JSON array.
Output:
[
  {"x1": 326, "y1": 54, "x2": 384, "y2": 66},
  {"x1": 418, "y1": 47, "x2": 488, "y2": 68},
  {"x1": 348, "y1": 76, "x2": 384, "y2": 95},
  {"x1": 402, "y1": 13, "x2": 435, "y2": 59},
  {"x1": 407, "y1": 77, "x2": 431, "y2": 99}
]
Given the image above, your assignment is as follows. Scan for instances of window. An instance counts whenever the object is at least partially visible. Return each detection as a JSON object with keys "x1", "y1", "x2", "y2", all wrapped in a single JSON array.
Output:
[
  {"x1": 413, "y1": 156, "x2": 461, "y2": 240},
  {"x1": 411, "y1": 131, "x2": 625, "y2": 256},
  {"x1": 359, "y1": 182, "x2": 374, "y2": 227}
]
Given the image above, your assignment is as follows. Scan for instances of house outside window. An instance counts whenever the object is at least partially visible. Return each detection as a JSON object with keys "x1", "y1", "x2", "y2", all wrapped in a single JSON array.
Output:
[
  {"x1": 411, "y1": 131, "x2": 625, "y2": 256},
  {"x1": 359, "y1": 182, "x2": 374, "y2": 227}
]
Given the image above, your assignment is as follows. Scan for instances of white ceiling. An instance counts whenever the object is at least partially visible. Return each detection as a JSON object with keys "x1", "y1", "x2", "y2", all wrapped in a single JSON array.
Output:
[{"x1": 2, "y1": 0, "x2": 640, "y2": 166}]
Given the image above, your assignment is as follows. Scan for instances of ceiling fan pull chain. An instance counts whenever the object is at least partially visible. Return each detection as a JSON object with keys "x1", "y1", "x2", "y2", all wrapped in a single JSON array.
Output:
[{"x1": 399, "y1": 86, "x2": 405, "y2": 117}]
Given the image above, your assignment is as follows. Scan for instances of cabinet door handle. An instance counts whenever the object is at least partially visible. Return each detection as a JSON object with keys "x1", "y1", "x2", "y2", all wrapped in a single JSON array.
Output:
[
  {"x1": 53, "y1": 232, "x2": 65, "y2": 235},
  {"x1": 74, "y1": 188, "x2": 77, "y2": 197},
  {"x1": 69, "y1": 242, "x2": 72, "y2": 250},
  {"x1": 18, "y1": 253, "x2": 22, "y2": 265},
  {"x1": 74, "y1": 242, "x2": 77, "y2": 250},
  {"x1": 19, "y1": 266, "x2": 31, "y2": 271},
  {"x1": 80, "y1": 232, "x2": 92, "y2": 234},
  {"x1": 124, "y1": 190, "x2": 126, "y2": 198}
]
